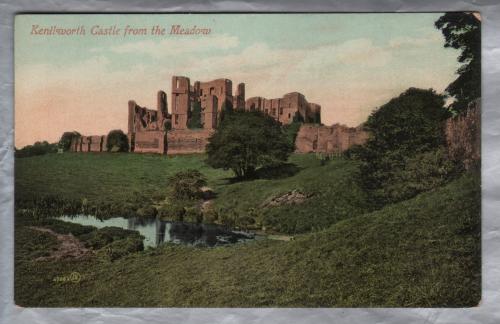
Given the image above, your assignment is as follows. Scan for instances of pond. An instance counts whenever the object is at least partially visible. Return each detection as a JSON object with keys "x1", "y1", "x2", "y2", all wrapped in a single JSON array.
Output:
[{"x1": 57, "y1": 215, "x2": 256, "y2": 248}]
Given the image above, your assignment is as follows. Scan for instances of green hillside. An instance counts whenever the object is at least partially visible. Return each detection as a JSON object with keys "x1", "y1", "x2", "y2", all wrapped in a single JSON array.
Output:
[
  {"x1": 15, "y1": 170, "x2": 480, "y2": 307},
  {"x1": 15, "y1": 153, "x2": 369, "y2": 234}
]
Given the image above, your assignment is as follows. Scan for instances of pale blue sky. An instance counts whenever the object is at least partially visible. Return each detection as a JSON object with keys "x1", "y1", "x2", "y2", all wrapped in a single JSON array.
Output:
[{"x1": 15, "y1": 14, "x2": 460, "y2": 147}]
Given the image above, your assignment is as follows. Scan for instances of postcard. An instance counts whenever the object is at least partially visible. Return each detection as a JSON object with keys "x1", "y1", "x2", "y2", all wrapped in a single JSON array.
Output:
[{"x1": 14, "y1": 13, "x2": 481, "y2": 307}]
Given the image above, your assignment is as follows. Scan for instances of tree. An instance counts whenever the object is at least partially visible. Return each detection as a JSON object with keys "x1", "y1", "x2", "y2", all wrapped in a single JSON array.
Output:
[
  {"x1": 206, "y1": 110, "x2": 294, "y2": 179},
  {"x1": 435, "y1": 12, "x2": 481, "y2": 112},
  {"x1": 15, "y1": 141, "x2": 58, "y2": 158},
  {"x1": 106, "y1": 129, "x2": 129, "y2": 152},
  {"x1": 58, "y1": 131, "x2": 81, "y2": 151},
  {"x1": 188, "y1": 101, "x2": 202, "y2": 129},
  {"x1": 168, "y1": 169, "x2": 207, "y2": 200},
  {"x1": 355, "y1": 88, "x2": 451, "y2": 206}
]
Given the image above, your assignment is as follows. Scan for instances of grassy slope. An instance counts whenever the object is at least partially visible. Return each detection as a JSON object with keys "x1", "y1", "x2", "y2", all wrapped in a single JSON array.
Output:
[
  {"x1": 15, "y1": 172, "x2": 480, "y2": 307},
  {"x1": 15, "y1": 153, "x2": 230, "y2": 204},
  {"x1": 15, "y1": 153, "x2": 369, "y2": 233}
]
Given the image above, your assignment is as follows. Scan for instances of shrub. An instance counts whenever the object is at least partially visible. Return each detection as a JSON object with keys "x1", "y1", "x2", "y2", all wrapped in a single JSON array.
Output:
[
  {"x1": 168, "y1": 169, "x2": 207, "y2": 200},
  {"x1": 101, "y1": 236, "x2": 144, "y2": 261},
  {"x1": 58, "y1": 131, "x2": 81, "y2": 151},
  {"x1": 15, "y1": 141, "x2": 58, "y2": 158},
  {"x1": 136, "y1": 206, "x2": 158, "y2": 218},
  {"x1": 106, "y1": 129, "x2": 129, "y2": 152},
  {"x1": 376, "y1": 147, "x2": 461, "y2": 203}
]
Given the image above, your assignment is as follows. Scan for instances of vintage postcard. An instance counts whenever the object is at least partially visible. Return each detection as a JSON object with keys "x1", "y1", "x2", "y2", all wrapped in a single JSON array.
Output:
[{"x1": 14, "y1": 13, "x2": 481, "y2": 307}]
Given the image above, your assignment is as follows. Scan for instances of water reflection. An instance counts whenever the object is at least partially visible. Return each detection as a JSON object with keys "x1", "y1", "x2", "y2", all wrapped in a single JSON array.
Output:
[{"x1": 57, "y1": 215, "x2": 254, "y2": 248}]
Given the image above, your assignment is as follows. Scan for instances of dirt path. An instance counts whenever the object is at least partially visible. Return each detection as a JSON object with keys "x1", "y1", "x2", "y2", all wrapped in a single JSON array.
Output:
[{"x1": 29, "y1": 226, "x2": 93, "y2": 261}]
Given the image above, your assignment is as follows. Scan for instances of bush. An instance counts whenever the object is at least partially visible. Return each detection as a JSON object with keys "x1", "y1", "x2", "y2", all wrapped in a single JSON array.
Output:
[
  {"x1": 375, "y1": 147, "x2": 461, "y2": 203},
  {"x1": 81, "y1": 226, "x2": 143, "y2": 250},
  {"x1": 101, "y1": 236, "x2": 144, "y2": 261},
  {"x1": 168, "y1": 169, "x2": 207, "y2": 200},
  {"x1": 136, "y1": 206, "x2": 158, "y2": 218},
  {"x1": 106, "y1": 129, "x2": 129, "y2": 152},
  {"x1": 15, "y1": 141, "x2": 58, "y2": 158},
  {"x1": 206, "y1": 110, "x2": 294, "y2": 179},
  {"x1": 59, "y1": 131, "x2": 81, "y2": 151}
]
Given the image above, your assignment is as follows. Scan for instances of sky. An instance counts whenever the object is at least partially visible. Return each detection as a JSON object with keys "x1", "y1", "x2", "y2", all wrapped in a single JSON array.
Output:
[{"x1": 15, "y1": 13, "x2": 461, "y2": 148}]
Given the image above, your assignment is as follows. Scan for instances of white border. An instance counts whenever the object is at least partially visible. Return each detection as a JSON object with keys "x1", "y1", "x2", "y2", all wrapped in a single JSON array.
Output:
[{"x1": 1, "y1": 1, "x2": 499, "y2": 323}]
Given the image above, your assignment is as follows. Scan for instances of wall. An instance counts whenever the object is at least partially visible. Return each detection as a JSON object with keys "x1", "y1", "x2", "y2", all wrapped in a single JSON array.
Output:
[
  {"x1": 166, "y1": 129, "x2": 214, "y2": 155},
  {"x1": 133, "y1": 131, "x2": 167, "y2": 154},
  {"x1": 245, "y1": 92, "x2": 321, "y2": 125},
  {"x1": 70, "y1": 135, "x2": 107, "y2": 152},
  {"x1": 444, "y1": 99, "x2": 481, "y2": 170},
  {"x1": 295, "y1": 124, "x2": 368, "y2": 154}
]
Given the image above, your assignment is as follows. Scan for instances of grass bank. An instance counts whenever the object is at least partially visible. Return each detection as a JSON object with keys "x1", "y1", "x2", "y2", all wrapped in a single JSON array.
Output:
[
  {"x1": 15, "y1": 153, "x2": 369, "y2": 234},
  {"x1": 15, "y1": 171, "x2": 480, "y2": 307}
]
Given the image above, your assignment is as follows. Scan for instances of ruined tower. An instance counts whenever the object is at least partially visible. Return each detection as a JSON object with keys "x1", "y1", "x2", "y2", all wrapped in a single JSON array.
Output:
[
  {"x1": 201, "y1": 95, "x2": 218, "y2": 129},
  {"x1": 233, "y1": 83, "x2": 246, "y2": 110},
  {"x1": 171, "y1": 76, "x2": 191, "y2": 130}
]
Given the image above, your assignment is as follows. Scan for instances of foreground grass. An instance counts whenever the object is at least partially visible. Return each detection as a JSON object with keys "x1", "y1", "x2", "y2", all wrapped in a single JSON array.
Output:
[
  {"x1": 15, "y1": 153, "x2": 368, "y2": 234},
  {"x1": 15, "y1": 172, "x2": 480, "y2": 307}
]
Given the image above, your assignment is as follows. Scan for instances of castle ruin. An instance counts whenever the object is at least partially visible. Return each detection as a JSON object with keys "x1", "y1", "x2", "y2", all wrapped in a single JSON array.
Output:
[{"x1": 70, "y1": 75, "x2": 368, "y2": 155}]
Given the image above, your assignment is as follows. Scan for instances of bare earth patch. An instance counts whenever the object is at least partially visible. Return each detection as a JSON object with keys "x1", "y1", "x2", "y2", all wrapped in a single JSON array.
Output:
[
  {"x1": 29, "y1": 226, "x2": 93, "y2": 261},
  {"x1": 261, "y1": 189, "x2": 313, "y2": 208}
]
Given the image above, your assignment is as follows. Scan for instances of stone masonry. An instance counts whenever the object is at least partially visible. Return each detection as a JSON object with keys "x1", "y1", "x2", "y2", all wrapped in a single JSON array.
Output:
[
  {"x1": 295, "y1": 124, "x2": 368, "y2": 154},
  {"x1": 245, "y1": 92, "x2": 321, "y2": 124},
  {"x1": 70, "y1": 75, "x2": 367, "y2": 155},
  {"x1": 70, "y1": 135, "x2": 107, "y2": 152},
  {"x1": 128, "y1": 90, "x2": 170, "y2": 154}
]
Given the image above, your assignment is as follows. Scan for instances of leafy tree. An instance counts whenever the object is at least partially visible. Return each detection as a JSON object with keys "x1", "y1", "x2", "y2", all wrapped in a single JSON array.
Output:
[
  {"x1": 435, "y1": 12, "x2": 481, "y2": 112},
  {"x1": 106, "y1": 129, "x2": 129, "y2": 152},
  {"x1": 58, "y1": 131, "x2": 81, "y2": 151},
  {"x1": 206, "y1": 110, "x2": 294, "y2": 179},
  {"x1": 355, "y1": 88, "x2": 451, "y2": 206}
]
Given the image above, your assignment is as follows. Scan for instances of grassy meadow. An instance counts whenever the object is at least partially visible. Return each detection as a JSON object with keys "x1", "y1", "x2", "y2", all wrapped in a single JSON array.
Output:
[
  {"x1": 14, "y1": 152, "x2": 480, "y2": 307},
  {"x1": 15, "y1": 153, "x2": 369, "y2": 234}
]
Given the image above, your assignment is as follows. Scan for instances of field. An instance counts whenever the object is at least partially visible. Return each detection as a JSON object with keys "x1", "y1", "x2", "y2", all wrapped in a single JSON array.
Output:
[
  {"x1": 15, "y1": 153, "x2": 369, "y2": 234},
  {"x1": 14, "y1": 153, "x2": 480, "y2": 307}
]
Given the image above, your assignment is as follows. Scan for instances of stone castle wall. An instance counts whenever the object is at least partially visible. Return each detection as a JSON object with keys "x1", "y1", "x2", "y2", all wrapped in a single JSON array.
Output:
[
  {"x1": 166, "y1": 129, "x2": 214, "y2": 155},
  {"x1": 245, "y1": 92, "x2": 321, "y2": 125},
  {"x1": 295, "y1": 124, "x2": 368, "y2": 154},
  {"x1": 133, "y1": 131, "x2": 168, "y2": 154},
  {"x1": 444, "y1": 99, "x2": 481, "y2": 169},
  {"x1": 69, "y1": 135, "x2": 107, "y2": 152}
]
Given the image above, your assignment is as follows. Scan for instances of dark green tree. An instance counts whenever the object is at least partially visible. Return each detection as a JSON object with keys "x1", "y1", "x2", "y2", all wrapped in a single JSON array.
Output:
[
  {"x1": 435, "y1": 12, "x2": 481, "y2": 112},
  {"x1": 58, "y1": 131, "x2": 81, "y2": 151},
  {"x1": 106, "y1": 129, "x2": 129, "y2": 152},
  {"x1": 188, "y1": 101, "x2": 202, "y2": 129},
  {"x1": 15, "y1": 141, "x2": 58, "y2": 158},
  {"x1": 356, "y1": 88, "x2": 451, "y2": 206},
  {"x1": 206, "y1": 110, "x2": 294, "y2": 179}
]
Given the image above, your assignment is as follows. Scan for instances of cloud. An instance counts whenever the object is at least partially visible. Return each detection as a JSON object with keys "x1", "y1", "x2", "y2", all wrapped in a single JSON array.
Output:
[
  {"x1": 15, "y1": 34, "x2": 459, "y2": 148},
  {"x1": 334, "y1": 39, "x2": 392, "y2": 67},
  {"x1": 388, "y1": 34, "x2": 442, "y2": 49},
  {"x1": 92, "y1": 34, "x2": 240, "y2": 58}
]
